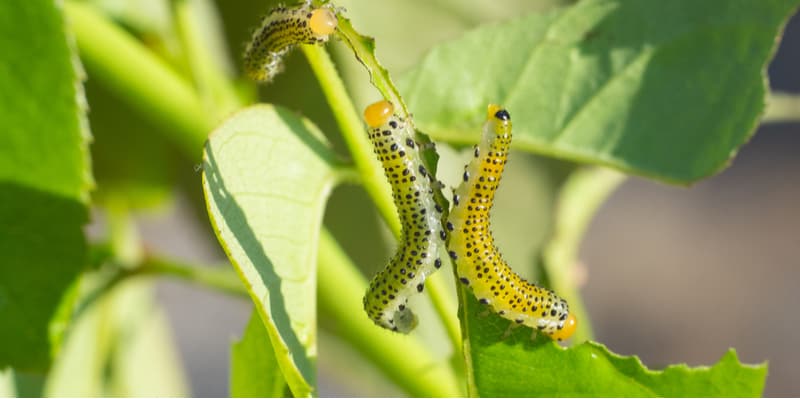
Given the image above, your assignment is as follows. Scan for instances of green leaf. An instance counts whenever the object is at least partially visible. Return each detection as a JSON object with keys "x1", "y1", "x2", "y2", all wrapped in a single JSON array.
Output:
[
  {"x1": 0, "y1": 0, "x2": 91, "y2": 371},
  {"x1": 400, "y1": 0, "x2": 800, "y2": 183},
  {"x1": 45, "y1": 277, "x2": 188, "y2": 397},
  {"x1": 104, "y1": 280, "x2": 189, "y2": 397},
  {"x1": 202, "y1": 105, "x2": 341, "y2": 397},
  {"x1": 334, "y1": 0, "x2": 568, "y2": 73},
  {"x1": 460, "y1": 293, "x2": 767, "y2": 397},
  {"x1": 335, "y1": 16, "x2": 412, "y2": 121},
  {"x1": 230, "y1": 310, "x2": 287, "y2": 398}
]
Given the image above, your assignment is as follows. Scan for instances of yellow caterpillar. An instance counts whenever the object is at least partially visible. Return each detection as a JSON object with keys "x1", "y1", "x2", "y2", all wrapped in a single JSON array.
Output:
[
  {"x1": 447, "y1": 105, "x2": 577, "y2": 341},
  {"x1": 243, "y1": 1, "x2": 337, "y2": 82},
  {"x1": 361, "y1": 100, "x2": 446, "y2": 333}
]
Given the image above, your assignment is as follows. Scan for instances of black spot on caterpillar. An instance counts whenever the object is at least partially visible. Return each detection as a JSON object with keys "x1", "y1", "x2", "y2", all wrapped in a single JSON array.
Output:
[
  {"x1": 243, "y1": 1, "x2": 337, "y2": 82},
  {"x1": 361, "y1": 100, "x2": 446, "y2": 333},
  {"x1": 446, "y1": 105, "x2": 577, "y2": 341}
]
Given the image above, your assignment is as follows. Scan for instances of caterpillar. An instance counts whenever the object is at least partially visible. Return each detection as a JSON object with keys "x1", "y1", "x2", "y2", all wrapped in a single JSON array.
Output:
[
  {"x1": 243, "y1": 1, "x2": 338, "y2": 82},
  {"x1": 361, "y1": 100, "x2": 446, "y2": 333},
  {"x1": 447, "y1": 105, "x2": 577, "y2": 341}
]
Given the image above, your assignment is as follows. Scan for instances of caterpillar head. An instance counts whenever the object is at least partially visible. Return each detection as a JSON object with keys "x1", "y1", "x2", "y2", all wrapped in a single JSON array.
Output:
[
  {"x1": 364, "y1": 100, "x2": 394, "y2": 128},
  {"x1": 309, "y1": 8, "x2": 337, "y2": 38},
  {"x1": 550, "y1": 313, "x2": 578, "y2": 342},
  {"x1": 485, "y1": 104, "x2": 512, "y2": 142},
  {"x1": 486, "y1": 104, "x2": 509, "y2": 121}
]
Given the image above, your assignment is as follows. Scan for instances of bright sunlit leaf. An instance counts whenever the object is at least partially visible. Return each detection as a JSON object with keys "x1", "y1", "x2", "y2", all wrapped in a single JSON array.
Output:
[
  {"x1": 203, "y1": 105, "x2": 341, "y2": 397},
  {"x1": 400, "y1": 0, "x2": 800, "y2": 184}
]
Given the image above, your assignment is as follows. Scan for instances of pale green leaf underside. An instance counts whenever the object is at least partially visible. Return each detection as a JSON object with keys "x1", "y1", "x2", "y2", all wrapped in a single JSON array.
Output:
[
  {"x1": 461, "y1": 293, "x2": 766, "y2": 397},
  {"x1": 45, "y1": 278, "x2": 188, "y2": 397},
  {"x1": 400, "y1": 0, "x2": 800, "y2": 184},
  {"x1": 203, "y1": 105, "x2": 339, "y2": 397},
  {"x1": 230, "y1": 310, "x2": 286, "y2": 397},
  {"x1": 0, "y1": 0, "x2": 91, "y2": 370}
]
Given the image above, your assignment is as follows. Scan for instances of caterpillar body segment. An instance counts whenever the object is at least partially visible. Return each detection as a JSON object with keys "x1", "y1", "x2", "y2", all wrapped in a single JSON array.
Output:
[
  {"x1": 244, "y1": 1, "x2": 337, "y2": 82},
  {"x1": 447, "y1": 105, "x2": 577, "y2": 341},
  {"x1": 362, "y1": 100, "x2": 446, "y2": 333}
]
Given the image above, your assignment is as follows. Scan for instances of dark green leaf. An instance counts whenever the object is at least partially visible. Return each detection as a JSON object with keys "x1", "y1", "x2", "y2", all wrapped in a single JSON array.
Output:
[
  {"x1": 0, "y1": 0, "x2": 91, "y2": 371},
  {"x1": 400, "y1": 0, "x2": 800, "y2": 183},
  {"x1": 461, "y1": 292, "x2": 767, "y2": 397}
]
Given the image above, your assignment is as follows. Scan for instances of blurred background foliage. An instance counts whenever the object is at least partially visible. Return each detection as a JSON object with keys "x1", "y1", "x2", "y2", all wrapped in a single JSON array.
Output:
[{"x1": 0, "y1": 0, "x2": 797, "y2": 396}]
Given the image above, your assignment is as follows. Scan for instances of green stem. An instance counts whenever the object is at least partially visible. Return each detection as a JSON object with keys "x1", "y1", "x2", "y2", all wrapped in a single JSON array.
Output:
[
  {"x1": 65, "y1": 1, "x2": 210, "y2": 158},
  {"x1": 764, "y1": 92, "x2": 800, "y2": 123},
  {"x1": 301, "y1": 45, "x2": 401, "y2": 236},
  {"x1": 317, "y1": 229, "x2": 462, "y2": 397},
  {"x1": 140, "y1": 255, "x2": 247, "y2": 297},
  {"x1": 425, "y1": 272, "x2": 462, "y2": 356},
  {"x1": 170, "y1": 0, "x2": 244, "y2": 117},
  {"x1": 74, "y1": 253, "x2": 246, "y2": 321},
  {"x1": 542, "y1": 167, "x2": 626, "y2": 343},
  {"x1": 333, "y1": 165, "x2": 362, "y2": 186},
  {"x1": 104, "y1": 199, "x2": 142, "y2": 267},
  {"x1": 304, "y1": 29, "x2": 461, "y2": 353}
]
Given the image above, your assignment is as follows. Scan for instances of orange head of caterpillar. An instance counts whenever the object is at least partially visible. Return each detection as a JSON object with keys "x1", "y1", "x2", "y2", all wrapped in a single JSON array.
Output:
[
  {"x1": 309, "y1": 8, "x2": 337, "y2": 37},
  {"x1": 364, "y1": 100, "x2": 395, "y2": 128},
  {"x1": 550, "y1": 313, "x2": 578, "y2": 342}
]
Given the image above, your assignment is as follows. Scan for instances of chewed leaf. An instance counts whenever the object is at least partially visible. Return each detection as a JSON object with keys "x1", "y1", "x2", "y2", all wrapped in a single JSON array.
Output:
[
  {"x1": 461, "y1": 292, "x2": 767, "y2": 397},
  {"x1": 335, "y1": 16, "x2": 410, "y2": 119},
  {"x1": 400, "y1": 0, "x2": 800, "y2": 184},
  {"x1": 202, "y1": 105, "x2": 340, "y2": 397}
]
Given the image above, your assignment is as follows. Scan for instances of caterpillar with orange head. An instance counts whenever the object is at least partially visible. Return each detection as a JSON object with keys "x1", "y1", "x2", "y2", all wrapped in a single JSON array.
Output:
[
  {"x1": 243, "y1": 1, "x2": 338, "y2": 82},
  {"x1": 361, "y1": 100, "x2": 446, "y2": 333},
  {"x1": 446, "y1": 105, "x2": 577, "y2": 341}
]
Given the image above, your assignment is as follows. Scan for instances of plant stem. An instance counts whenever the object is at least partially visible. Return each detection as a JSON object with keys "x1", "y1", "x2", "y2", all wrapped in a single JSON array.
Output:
[
  {"x1": 304, "y1": 31, "x2": 461, "y2": 352},
  {"x1": 140, "y1": 256, "x2": 247, "y2": 297},
  {"x1": 105, "y1": 199, "x2": 142, "y2": 267},
  {"x1": 333, "y1": 165, "x2": 362, "y2": 186},
  {"x1": 301, "y1": 45, "x2": 402, "y2": 236},
  {"x1": 170, "y1": 0, "x2": 244, "y2": 118},
  {"x1": 64, "y1": 1, "x2": 210, "y2": 158},
  {"x1": 764, "y1": 92, "x2": 800, "y2": 123},
  {"x1": 74, "y1": 253, "x2": 246, "y2": 320},
  {"x1": 425, "y1": 272, "x2": 462, "y2": 355},
  {"x1": 542, "y1": 167, "x2": 626, "y2": 343},
  {"x1": 317, "y1": 229, "x2": 462, "y2": 397}
]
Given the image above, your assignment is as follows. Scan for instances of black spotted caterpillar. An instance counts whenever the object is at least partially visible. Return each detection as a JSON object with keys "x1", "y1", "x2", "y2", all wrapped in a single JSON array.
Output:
[
  {"x1": 243, "y1": 1, "x2": 337, "y2": 82},
  {"x1": 447, "y1": 105, "x2": 577, "y2": 341},
  {"x1": 361, "y1": 100, "x2": 446, "y2": 333}
]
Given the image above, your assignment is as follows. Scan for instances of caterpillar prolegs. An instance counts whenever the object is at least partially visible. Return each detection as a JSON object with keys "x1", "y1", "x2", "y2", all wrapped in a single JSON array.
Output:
[
  {"x1": 361, "y1": 101, "x2": 446, "y2": 333},
  {"x1": 447, "y1": 105, "x2": 577, "y2": 341},
  {"x1": 243, "y1": 1, "x2": 338, "y2": 82}
]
